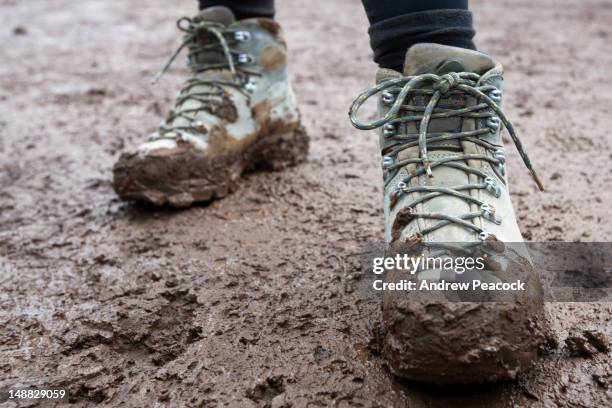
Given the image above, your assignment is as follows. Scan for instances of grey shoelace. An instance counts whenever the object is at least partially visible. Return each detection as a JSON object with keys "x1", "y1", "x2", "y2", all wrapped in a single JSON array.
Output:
[
  {"x1": 349, "y1": 72, "x2": 544, "y2": 241},
  {"x1": 152, "y1": 17, "x2": 259, "y2": 140}
]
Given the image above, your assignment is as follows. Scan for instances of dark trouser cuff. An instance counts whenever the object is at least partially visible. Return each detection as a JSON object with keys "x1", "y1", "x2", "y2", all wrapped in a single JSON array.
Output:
[
  {"x1": 368, "y1": 9, "x2": 476, "y2": 72},
  {"x1": 198, "y1": 0, "x2": 275, "y2": 20}
]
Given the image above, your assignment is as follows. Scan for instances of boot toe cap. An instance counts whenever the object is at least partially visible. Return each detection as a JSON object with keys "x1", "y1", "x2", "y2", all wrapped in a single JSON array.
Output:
[
  {"x1": 380, "y1": 298, "x2": 552, "y2": 384},
  {"x1": 112, "y1": 145, "x2": 230, "y2": 207}
]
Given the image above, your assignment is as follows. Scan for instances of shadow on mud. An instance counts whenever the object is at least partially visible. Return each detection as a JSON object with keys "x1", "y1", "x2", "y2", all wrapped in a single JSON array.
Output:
[
  {"x1": 393, "y1": 376, "x2": 519, "y2": 408},
  {"x1": 114, "y1": 198, "x2": 215, "y2": 217}
]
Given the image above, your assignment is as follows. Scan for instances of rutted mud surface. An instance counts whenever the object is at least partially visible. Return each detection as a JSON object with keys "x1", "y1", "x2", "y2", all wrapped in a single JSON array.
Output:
[{"x1": 1, "y1": 0, "x2": 611, "y2": 406}]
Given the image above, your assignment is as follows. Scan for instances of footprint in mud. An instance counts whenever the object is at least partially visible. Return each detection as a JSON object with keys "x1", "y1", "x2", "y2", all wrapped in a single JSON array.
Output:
[{"x1": 54, "y1": 283, "x2": 203, "y2": 403}]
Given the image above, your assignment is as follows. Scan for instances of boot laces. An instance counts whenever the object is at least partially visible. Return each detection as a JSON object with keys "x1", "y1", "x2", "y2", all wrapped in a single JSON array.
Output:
[
  {"x1": 151, "y1": 17, "x2": 260, "y2": 140},
  {"x1": 349, "y1": 72, "x2": 544, "y2": 241}
]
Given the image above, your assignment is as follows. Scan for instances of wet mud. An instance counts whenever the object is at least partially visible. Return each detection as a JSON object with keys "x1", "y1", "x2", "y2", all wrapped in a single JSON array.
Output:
[{"x1": 1, "y1": 0, "x2": 611, "y2": 406}]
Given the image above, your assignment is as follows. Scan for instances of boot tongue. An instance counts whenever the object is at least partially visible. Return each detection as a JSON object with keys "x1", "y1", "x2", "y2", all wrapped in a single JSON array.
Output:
[
  {"x1": 194, "y1": 6, "x2": 236, "y2": 25},
  {"x1": 188, "y1": 7, "x2": 236, "y2": 68},
  {"x1": 403, "y1": 43, "x2": 495, "y2": 76},
  {"x1": 399, "y1": 44, "x2": 497, "y2": 150},
  {"x1": 172, "y1": 7, "x2": 237, "y2": 132}
]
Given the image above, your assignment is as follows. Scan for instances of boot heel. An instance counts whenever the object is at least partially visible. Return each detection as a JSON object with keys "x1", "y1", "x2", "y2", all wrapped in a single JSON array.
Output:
[{"x1": 251, "y1": 125, "x2": 309, "y2": 171}]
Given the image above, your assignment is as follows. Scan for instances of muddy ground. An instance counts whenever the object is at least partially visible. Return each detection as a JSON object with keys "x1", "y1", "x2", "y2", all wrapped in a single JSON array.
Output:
[{"x1": 1, "y1": 0, "x2": 611, "y2": 406}]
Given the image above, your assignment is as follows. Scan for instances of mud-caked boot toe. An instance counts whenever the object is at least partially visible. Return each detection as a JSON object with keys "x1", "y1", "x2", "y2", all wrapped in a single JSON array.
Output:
[
  {"x1": 350, "y1": 44, "x2": 554, "y2": 383},
  {"x1": 113, "y1": 6, "x2": 308, "y2": 207}
]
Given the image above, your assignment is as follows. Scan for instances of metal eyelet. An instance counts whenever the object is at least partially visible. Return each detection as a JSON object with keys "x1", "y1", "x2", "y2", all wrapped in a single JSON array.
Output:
[
  {"x1": 237, "y1": 53, "x2": 253, "y2": 64},
  {"x1": 244, "y1": 81, "x2": 256, "y2": 93},
  {"x1": 489, "y1": 89, "x2": 502, "y2": 102},
  {"x1": 481, "y1": 203, "x2": 502, "y2": 225},
  {"x1": 383, "y1": 123, "x2": 396, "y2": 137},
  {"x1": 397, "y1": 181, "x2": 407, "y2": 190},
  {"x1": 494, "y1": 150, "x2": 506, "y2": 176},
  {"x1": 484, "y1": 176, "x2": 502, "y2": 198},
  {"x1": 487, "y1": 116, "x2": 500, "y2": 131},
  {"x1": 382, "y1": 156, "x2": 394, "y2": 169},
  {"x1": 381, "y1": 90, "x2": 395, "y2": 105},
  {"x1": 242, "y1": 76, "x2": 258, "y2": 93},
  {"x1": 234, "y1": 31, "x2": 251, "y2": 41},
  {"x1": 479, "y1": 231, "x2": 489, "y2": 241},
  {"x1": 494, "y1": 150, "x2": 506, "y2": 164}
]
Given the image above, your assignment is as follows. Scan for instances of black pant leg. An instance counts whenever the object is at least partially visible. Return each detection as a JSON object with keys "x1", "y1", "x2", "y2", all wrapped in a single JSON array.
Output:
[
  {"x1": 362, "y1": 0, "x2": 476, "y2": 71},
  {"x1": 198, "y1": 0, "x2": 275, "y2": 20}
]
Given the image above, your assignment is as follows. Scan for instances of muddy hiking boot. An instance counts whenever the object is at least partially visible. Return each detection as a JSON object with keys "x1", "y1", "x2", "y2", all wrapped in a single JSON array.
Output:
[
  {"x1": 350, "y1": 44, "x2": 553, "y2": 383},
  {"x1": 113, "y1": 6, "x2": 308, "y2": 207}
]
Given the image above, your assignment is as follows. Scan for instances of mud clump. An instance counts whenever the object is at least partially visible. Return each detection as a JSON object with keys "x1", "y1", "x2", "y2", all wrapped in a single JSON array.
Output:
[
  {"x1": 565, "y1": 329, "x2": 610, "y2": 357},
  {"x1": 390, "y1": 208, "x2": 415, "y2": 242},
  {"x1": 380, "y1": 298, "x2": 553, "y2": 384},
  {"x1": 592, "y1": 372, "x2": 611, "y2": 389},
  {"x1": 246, "y1": 375, "x2": 287, "y2": 407},
  {"x1": 201, "y1": 95, "x2": 238, "y2": 123},
  {"x1": 13, "y1": 25, "x2": 27, "y2": 35}
]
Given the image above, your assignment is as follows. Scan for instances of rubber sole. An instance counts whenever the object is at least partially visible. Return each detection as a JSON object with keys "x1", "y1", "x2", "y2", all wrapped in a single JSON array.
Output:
[{"x1": 113, "y1": 126, "x2": 309, "y2": 208}]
